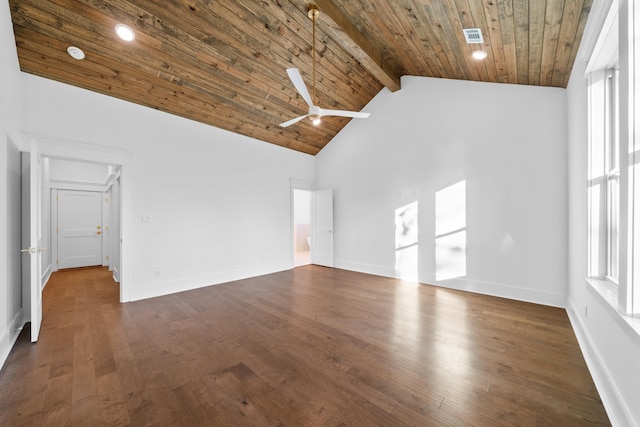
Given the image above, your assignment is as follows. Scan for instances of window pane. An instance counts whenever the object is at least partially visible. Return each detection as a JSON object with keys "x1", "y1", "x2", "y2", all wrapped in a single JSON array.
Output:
[{"x1": 608, "y1": 174, "x2": 619, "y2": 281}]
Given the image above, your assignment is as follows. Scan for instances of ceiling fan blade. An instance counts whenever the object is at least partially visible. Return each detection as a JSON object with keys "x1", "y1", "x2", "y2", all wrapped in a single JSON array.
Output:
[
  {"x1": 279, "y1": 114, "x2": 309, "y2": 128},
  {"x1": 286, "y1": 68, "x2": 314, "y2": 108},
  {"x1": 319, "y1": 108, "x2": 371, "y2": 119}
]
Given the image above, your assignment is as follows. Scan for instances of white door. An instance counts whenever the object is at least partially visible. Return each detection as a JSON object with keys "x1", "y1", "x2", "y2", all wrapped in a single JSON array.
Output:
[
  {"x1": 311, "y1": 188, "x2": 334, "y2": 267},
  {"x1": 26, "y1": 141, "x2": 44, "y2": 342},
  {"x1": 58, "y1": 190, "x2": 102, "y2": 269}
]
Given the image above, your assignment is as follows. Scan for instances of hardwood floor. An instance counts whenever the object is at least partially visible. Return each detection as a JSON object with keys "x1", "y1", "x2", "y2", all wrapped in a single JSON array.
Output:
[{"x1": 0, "y1": 266, "x2": 610, "y2": 426}]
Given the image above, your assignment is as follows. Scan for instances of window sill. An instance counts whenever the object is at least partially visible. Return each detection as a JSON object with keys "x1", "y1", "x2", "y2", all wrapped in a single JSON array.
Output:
[{"x1": 585, "y1": 278, "x2": 640, "y2": 343}]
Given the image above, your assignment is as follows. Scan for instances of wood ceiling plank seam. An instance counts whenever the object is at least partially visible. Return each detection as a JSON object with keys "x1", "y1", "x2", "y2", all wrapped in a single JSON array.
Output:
[
  {"x1": 538, "y1": 0, "x2": 566, "y2": 86},
  {"x1": 223, "y1": 0, "x2": 377, "y2": 110},
  {"x1": 497, "y1": 0, "x2": 519, "y2": 84},
  {"x1": 400, "y1": 1, "x2": 453, "y2": 79},
  {"x1": 453, "y1": 0, "x2": 491, "y2": 82},
  {"x1": 267, "y1": 1, "x2": 382, "y2": 106},
  {"x1": 526, "y1": 0, "x2": 547, "y2": 85},
  {"x1": 465, "y1": 0, "x2": 499, "y2": 82},
  {"x1": 436, "y1": 0, "x2": 482, "y2": 81},
  {"x1": 13, "y1": 27, "x2": 330, "y2": 153},
  {"x1": 345, "y1": 1, "x2": 406, "y2": 77},
  {"x1": 312, "y1": 0, "x2": 402, "y2": 91},
  {"x1": 561, "y1": 0, "x2": 592, "y2": 88},
  {"x1": 481, "y1": 0, "x2": 509, "y2": 84},
  {"x1": 550, "y1": 0, "x2": 586, "y2": 87},
  {"x1": 416, "y1": 2, "x2": 464, "y2": 78},
  {"x1": 513, "y1": 0, "x2": 531, "y2": 84},
  {"x1": 394, "y1": 0, "x2": 447, "y2": 78},
  {"x1": 366, "y1": 1, "x2": 438, "y2": 78}
]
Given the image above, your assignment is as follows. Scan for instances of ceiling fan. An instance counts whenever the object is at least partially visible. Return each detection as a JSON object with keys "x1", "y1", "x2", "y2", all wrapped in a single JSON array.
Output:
[{"x1": 279, "y1": 5, "x2": 370, "y2": 128}]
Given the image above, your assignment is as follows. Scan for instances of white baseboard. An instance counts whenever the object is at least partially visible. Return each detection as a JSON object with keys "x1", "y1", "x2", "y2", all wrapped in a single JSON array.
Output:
[
  {"x1": 431, "y1": 277, "x2": 566, "y2": 308},
  {"x1": 0, "y1": 309, "x2": 24, "y2": 370},
  {"x1": 335, "y1": 258, "x2": 565, "y2": 308},
  {"x1": 335, "y1": 259, "x2": 396, "y2": 278},
  {"x1": 566, "y1": 298, "x2": 635, "y2": 427},
  {"x1": 126, "y1": 261, "x2": 292, "y2": 302}
]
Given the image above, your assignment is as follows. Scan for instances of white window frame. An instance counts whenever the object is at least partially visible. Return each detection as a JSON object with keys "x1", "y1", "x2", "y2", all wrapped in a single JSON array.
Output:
[{"x1": 587, "y1": 0, "x2": 640, "y2": 317}]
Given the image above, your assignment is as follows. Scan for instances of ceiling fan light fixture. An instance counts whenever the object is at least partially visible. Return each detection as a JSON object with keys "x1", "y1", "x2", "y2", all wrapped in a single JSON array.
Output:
[
  {"x1": 311, "y1": 115, "x2": 321, "y2": 126},
  {"x1": 472, "y1": 50, "x2": 488, "y2": 60},
  {"x1": 115, "y1": 24, "x2": 135, "y2": 42}
]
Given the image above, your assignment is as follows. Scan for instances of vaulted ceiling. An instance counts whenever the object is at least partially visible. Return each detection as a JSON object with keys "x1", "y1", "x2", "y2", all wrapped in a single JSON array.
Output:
[{"x1": 9, "y1": 0, "x2": 592, "y2": 155}]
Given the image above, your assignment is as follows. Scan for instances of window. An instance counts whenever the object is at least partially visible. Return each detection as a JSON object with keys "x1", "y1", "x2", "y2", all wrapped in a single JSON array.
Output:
[
  {"x1": 587, "y1": 0, "x2": 640, "y2": 317},
  {"x1": 587, "y1": 66, "x2": 619, "y2": 283},
  {"x1": 605, "y1": 68, "x2": 619, "y2": 283}
]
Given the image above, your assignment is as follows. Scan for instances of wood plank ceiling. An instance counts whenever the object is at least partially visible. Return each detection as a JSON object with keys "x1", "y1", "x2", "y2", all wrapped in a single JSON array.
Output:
[{"x1": 9, "y1": 0, "x2": 592, "y2": 155}]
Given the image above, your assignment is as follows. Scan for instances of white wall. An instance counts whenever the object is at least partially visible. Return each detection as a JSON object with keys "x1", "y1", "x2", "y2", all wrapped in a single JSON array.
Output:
[
  {"x1": 0, "y1": 0, "x2": 24, "y2": 367},
  {"x1": 316, "y1": 76, "x2": 568, "y2": 307},
  {"x1": 20, "y1": 74, "x2": 315, "y2": 301},
  {"x1": 566, "y1": 1, "x2": 640, "y2": 425}
]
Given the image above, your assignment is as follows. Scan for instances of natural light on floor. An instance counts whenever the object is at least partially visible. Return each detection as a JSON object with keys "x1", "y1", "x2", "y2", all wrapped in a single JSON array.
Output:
[{"x1": 435, "y1": 181, "x2": 467, "y2": 281}]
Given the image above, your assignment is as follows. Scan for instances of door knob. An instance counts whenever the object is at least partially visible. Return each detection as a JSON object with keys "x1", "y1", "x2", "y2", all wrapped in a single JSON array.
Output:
[{"x1": 97, "y1": 231, "x2": 102, "y2": 235}]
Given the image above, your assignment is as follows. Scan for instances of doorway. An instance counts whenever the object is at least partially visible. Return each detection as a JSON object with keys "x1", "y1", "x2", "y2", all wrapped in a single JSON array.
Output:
[
  {"x1": 293, "y1": 189, "x2": 311, "y2": 267},
  {"x1": 21, "y1": 152, "x2": 124, "y2": 342}
]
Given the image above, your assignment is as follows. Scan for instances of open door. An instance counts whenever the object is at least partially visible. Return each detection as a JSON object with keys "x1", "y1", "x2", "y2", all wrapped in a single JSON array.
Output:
[
  {"x1": 311, "y1": 188, "x2": 334, "y2": 267},
  {"x1": 22, "y1": 140, "x2": 44, "y2": 342}
]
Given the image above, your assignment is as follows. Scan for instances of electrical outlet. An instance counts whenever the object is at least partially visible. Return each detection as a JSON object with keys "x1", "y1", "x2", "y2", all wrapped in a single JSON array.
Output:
[
  {"x1": 154, "y1": 271, "x2": 160, "y2": 279},
  {"x1": 585, "y1": 306, "x2": 588, "y2": 319}
]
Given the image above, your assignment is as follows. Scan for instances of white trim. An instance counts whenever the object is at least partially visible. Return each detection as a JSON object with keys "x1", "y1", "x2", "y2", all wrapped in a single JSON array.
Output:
[
  {"x1": 335, "y1": 259, "x2": 397, "y2": 279},
  {"x1": 567, "y1": 297, "x2": 637, "y2": 427},
  {"x1": 19, "y1": 132, "x2": 132, "y2": 165},
  {"x1": 585, "y1": 1, "x2": 619, "y2": 73},
  {"x1": 579, "y1": 0, "x2": 616, "y2": 63},
  {"x1": 0, "y1": 309, "x2": 24, "y2": 371},
  {"x1": 126, "y1": 261, "x2": 291, "y2": 302},
  {"x1": 336, "y1": 258, "x2": 565, "y2": 307},
  {"x1": 585, "y1": 278, "x2": 640, "y2": 345},
  {"x1": 49, "y1": 179, "x2": 108, "y2": 192}
]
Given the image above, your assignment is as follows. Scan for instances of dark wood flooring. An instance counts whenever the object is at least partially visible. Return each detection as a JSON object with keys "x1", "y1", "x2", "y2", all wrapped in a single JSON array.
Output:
[{"x1": 0, "y1": 266, "x2": 610, "y2": 426}]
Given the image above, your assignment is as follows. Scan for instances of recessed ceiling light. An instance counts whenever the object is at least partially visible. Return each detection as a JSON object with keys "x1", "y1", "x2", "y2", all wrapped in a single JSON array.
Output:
[
  {"x1": 472, "y1": 50, "x2": 488, "y2": 60},
  {"x1": 115, "y1": 24, "x2": 135, "y2": 41},
  {"x1": 67, "y1": 46, "x2": 85, "y2": 60}
]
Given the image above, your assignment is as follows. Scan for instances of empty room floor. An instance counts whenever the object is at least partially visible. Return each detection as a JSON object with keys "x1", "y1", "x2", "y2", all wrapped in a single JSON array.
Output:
[{"x1": 0, "y1": 266, "x2": 609, "y2": 426}]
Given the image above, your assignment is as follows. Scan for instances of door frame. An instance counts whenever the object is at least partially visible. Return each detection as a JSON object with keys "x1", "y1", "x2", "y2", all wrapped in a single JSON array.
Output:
[{"x1": 20, "y1": 133, "x2": 132, "y2": 303}]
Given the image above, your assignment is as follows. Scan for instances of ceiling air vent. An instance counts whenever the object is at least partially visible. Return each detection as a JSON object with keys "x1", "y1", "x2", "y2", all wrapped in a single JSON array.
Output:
[{"x1": 463, "y1": 28, "x2": 484, "y2": 44}]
